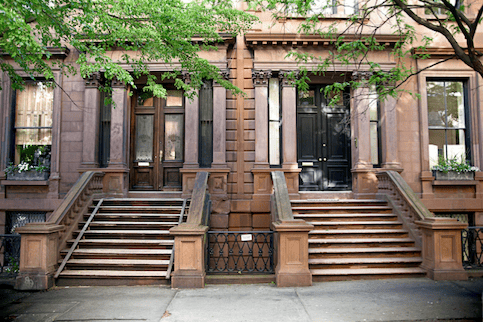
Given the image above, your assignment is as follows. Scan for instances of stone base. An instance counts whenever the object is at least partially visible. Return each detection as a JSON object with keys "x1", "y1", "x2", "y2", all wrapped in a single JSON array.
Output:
[
  {"x1": 276, "y1": 271, "x2": 312, "y2": 287},
  {"x1": 171, "y1": 273, "x2": 206, "y2": 289},
  {"x1": 426, "y1": 268, "x2": 468, "y2": 281},
  {"x1": 15, "y1": 272, "x2": 54, "y2": 291}
]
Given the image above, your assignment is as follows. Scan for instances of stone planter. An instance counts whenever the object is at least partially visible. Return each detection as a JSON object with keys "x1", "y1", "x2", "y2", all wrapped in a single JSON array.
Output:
[
  {"x1": 7, "y1": 170, "x2": 49, "y2": 181},
  {"x1": 433, "y1": 170, "x2": 475, "y2": 181}
]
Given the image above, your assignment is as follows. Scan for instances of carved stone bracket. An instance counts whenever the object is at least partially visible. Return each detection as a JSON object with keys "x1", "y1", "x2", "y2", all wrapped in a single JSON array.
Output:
[
  {"x1": 85, "y1": 72, "x2": 103, "y2": 88},
  {"x1": 219, "y1": 69, "x2": 230, "y2": 81},
  {"x1": 111, "y1": 77, "x2": 126, "y2": 88},
  {"x1": 252, "y1": 70, "x2": 272, "y2": 86},
  {"x1": 279, "y1": 70, "x2": 299, "y2": 87},
  {"x1": 351, "y1": 71, "x2": 373, "y2": 82}
]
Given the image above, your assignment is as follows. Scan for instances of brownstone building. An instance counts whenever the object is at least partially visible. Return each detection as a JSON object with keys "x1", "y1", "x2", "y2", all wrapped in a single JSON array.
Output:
[{"x1": 1, "y1": 2, "x2": 481, "y2": 288}]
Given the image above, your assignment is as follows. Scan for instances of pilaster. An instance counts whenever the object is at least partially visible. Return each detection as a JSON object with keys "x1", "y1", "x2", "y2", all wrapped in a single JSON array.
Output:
[
  {"x1": 212, "y1": 70, "x2": 229, "y2": 168},
  {"x1": 81, "y1": 72, "x2": 102, "y2": 169},
  {"x1": 252, "y1": 70, "x2": 271, "y2": 168},
  {"x1": 280, "y1": 71, "x2": 298, "y2": 169}
]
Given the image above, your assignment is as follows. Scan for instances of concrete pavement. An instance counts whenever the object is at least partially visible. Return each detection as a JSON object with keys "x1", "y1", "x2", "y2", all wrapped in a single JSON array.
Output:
[{"x1": 1, "y1": 277, "x2": 482, "y2": 322}]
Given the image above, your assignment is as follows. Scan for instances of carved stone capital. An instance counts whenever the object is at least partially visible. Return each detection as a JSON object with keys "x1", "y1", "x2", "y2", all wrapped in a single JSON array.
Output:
[
  {"x1": 279, "y1": 70, "x2": 299, "y2": 87},
  {"x1": 85, "y1": 72, "x2": 102, "y2": 88},
  {"x1": 252, "y1": 70, "x2": 272, "y2": 86},
  {"x1": 351, "y1": 71, "x2": 373, "y2": 82},
  {"x1": 219, "y1": 69, "x2": 230, "y2": 80}
]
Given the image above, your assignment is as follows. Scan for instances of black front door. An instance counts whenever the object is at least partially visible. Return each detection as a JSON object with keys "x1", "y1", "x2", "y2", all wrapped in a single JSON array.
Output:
[{"x1": 297, "y1": 86, "x2": 351, "y2": 191}]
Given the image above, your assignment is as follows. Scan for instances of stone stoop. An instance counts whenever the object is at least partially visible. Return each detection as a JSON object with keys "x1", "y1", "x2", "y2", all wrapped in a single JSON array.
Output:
[
  {"x1": 292, "y1": 199, "x2": 426, "y2": 282},
  {"x1": 56, "y1": 198, "x2": 188, "y2": 286}
]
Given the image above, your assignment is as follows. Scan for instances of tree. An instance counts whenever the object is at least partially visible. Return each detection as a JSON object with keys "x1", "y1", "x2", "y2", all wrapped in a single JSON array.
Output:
[
  {"x1": 248, "y1": 0, "x2": 483, "y2": 102},
  {"x1": 0, "y1": 0, "x2": 256, "y2": 96}
]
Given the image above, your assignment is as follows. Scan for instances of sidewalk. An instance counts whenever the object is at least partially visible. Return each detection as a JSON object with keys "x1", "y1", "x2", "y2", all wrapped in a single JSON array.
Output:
[{"x1": 1, "y1": 277, "x2": 482, "y2": 322}]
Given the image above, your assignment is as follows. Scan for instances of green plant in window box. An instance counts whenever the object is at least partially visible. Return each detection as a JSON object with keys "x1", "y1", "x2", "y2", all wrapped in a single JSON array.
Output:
[
  {"x1": 4, "y1": 145, "x2": 51, "y2": 181},
  {"x1": 432, "y1": 156, "x2": 479, "y2": 180}
]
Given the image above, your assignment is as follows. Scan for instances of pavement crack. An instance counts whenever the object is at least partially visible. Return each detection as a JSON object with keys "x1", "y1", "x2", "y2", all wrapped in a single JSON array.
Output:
[
  {"x1": 159, "y1": 289, "x2": 178, "y2": 320},
  {"x1": 295, "y1": 288, "x2": 312, "y2": 322}
]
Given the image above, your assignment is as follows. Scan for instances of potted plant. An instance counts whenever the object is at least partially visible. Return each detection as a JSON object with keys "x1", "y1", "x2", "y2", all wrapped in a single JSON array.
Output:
[
  {"x1": 4, "y1": 145, "x2": 51, "y2": 181},
  {"x1": 432, "y1": 156, "x2": 479, "y2": 180}
]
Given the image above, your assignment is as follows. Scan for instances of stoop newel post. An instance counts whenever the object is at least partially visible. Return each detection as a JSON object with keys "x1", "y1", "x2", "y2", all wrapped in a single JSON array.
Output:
[
  {"x1": 169, "y1": 224, "x2": 208, "y2": 288},
  {"x1": 271, "y1": 220, "x2": 314, "y2": 287},
  {"x1": 416, "y1": 217, "x2": 468, "y2": 281},
  {"x1": 15, "y1": 222, "x2": 64, "y2": 290}
]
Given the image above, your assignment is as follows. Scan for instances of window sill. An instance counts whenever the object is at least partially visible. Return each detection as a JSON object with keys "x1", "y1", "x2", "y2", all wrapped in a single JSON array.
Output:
[
  {"x1": 432, "y1": 180, "x2": 477, "y2": 186},
  {"x1": 1, "y1": 180, "x2": 49, "y2": 186}
]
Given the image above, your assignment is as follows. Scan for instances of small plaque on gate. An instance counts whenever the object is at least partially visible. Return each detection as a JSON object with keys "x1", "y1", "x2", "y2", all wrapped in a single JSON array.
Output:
[
  {"x1": 138, "y1": 162, "x2": 150, "y2": 167},
  {"x1": 302, "y1": 162, "x2": 314, "y2": 167},
  {"x1": 241, "y1": 234, "x2": 252, "y2": 242}
]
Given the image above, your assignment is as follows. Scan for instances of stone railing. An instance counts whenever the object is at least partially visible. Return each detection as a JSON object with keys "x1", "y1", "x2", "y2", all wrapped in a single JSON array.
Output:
[
  {"x1": 169, "y1": 172, "x2": 210, "y2": 288},
  {"x1": 376, "y1": 170, "x2": 433, "y2": 248},
  {"x1": 377, "y1": 170, "x2": 467, "y2": 280},
  {"x1": 15, "y1": 171, "x2": 104, "y2": 290},
  {"x1": 270, "y1": 171, "x2": 313, "y2": 287},
  {"x1": 50, "y1": 171, "x2": 104, "y2": 252}
]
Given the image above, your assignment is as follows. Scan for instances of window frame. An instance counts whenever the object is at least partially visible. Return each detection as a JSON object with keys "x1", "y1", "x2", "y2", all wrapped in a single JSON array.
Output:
[
  {"x1": 199, "y1": 79, "x2": 214, "y2": 168},
  {"x1": 269, "y1": 76, "x2": 283, "y2": 168},
  {"x1": 427, "y1": 78, "x2": 472, "y2": 166}
]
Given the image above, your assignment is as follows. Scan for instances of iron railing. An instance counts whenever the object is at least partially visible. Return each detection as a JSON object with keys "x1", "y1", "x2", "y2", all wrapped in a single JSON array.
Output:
[
  {"x1": 207, "y1": 231, "x2": 274, "y2": 274},
  {"x1": 462, "y1": 227, "x2": 483, "y2": 269},
  {"x1": 0, "y1": 234, "x2": 21, "y2": 276}
]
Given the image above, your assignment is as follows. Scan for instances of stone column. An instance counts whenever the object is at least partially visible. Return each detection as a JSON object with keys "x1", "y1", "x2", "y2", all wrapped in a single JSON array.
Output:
[
  {"x1": 252, "y1": 70, "x2": 271, "y2": 168},
  {"x1": 416, "y1": 217, "x2": 468, "y2": 280},
  {"x1": 212, "y1": 70, "x2": 228, "y2": 168},
  {"x1": 81, "y1": 73, "x2": 102, "y2": 169},
  {"x1": 183, "y1": 72, "x2": 199, "y2": 169},
  {"x1": 105, "y1": 78, "x2": 129, "y2": 196},
  {"x1": 15, "y1": 223, "x2": 64, "y2": 290},
  {"x1": 351, "y1": 71, "x2": 376, "y2": 198},
  {"x1": 381, "y1": 94, "x2": 402, "y2": 170},
  {"x1": 280, "y1": 71, "x2": 298, "y2": 170}
]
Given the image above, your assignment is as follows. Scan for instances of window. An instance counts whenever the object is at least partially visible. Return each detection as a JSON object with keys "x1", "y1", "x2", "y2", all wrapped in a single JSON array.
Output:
[
  {"x1": 425, "y1": 0, "x2": 461, "y2": 15},
  {"x1": 269, "y1": 77, "x2": 282, "y2": 167},
  {"x1": 369, "y1": 89, "x2": 381, "y2": 166},
  {"x1": 199, "y1": 80, "x2": 213, "y2": 167},
  {"x1": 99, "y1": 91, "x2": 111, "y2": 168},
  {"x1": 9, "y1": 82, "x2": 53, "y2": 170},
  {"x1": 6, "y1": 211, "x2": 46, "y2": 234},
  {"x1": 427, "y1": 80, "x2": 470, "y2": 168},
  {"x1": 287, "y1": 0, "x2": 357, "y2": 15}
]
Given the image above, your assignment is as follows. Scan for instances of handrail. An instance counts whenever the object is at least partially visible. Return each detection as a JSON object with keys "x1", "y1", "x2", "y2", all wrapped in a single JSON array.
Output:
[
  {"x1": 376, "y1": 170, "x2": 434, "y2": 248},
  {"x1": 185, "y1": 172, "x2": 210, "y2": 226},
  {"x1": 50, "y1": 171, "x2": 104, "y2": 225},
  {"x1": 166, "y1": 198, "x2": 188, "y2": 279},
  {"x1": 54, "y1": 198, "x2": 104, "y2": 278},
  {"x1": 271, "y1": 171, "x2": 294, "y2": 222}
]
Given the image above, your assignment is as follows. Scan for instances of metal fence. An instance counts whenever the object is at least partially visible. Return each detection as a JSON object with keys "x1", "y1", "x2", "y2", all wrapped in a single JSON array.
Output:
[
  {"x1": 207, "y1": 231, "x2": 274, "y2": 274},
  {"x1": 461, "y1": 227, "x2": 483, "y2": 269},
  {"x1": 0, "y1": 234, "x2": 21, "y2": 276}
]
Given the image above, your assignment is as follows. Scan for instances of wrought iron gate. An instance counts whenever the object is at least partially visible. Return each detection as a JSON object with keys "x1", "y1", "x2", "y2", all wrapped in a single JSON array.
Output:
[{"x1": 206, "y1": 231, "x2": 274, "y2": 274}]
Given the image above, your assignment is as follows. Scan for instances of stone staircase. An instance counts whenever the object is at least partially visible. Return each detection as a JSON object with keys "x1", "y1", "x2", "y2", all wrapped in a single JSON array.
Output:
[
  {"x1": 292, "y1": 199, "x2": 426, "y2": 281},
  {"x1": 56, "y1": 198, "x2": 188, "y2": 286}
]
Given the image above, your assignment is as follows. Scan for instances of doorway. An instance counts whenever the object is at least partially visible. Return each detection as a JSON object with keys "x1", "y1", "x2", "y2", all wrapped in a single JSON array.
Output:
[
  {"x1": 297, "y1": 85, "x2": 351, "y2": 191},
  {"x1": 130, "y1": 89, "x2": 184, "y2": 190}
]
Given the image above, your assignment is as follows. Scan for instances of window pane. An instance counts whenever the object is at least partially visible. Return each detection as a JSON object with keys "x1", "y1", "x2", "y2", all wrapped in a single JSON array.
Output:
[
  {"x1": 299, "y1": 90, "x2": 315, "y2": 106},
  {"x1": 311, "y1": 0, "x2": 336, "y2": 14},
  {"x1": 165, "y1": 114, "x2": 184, "y2": 161},
  {"x1": 15, "y1": 129, "x2": 52, "y2": 146},
  {"x1": 445, "y1": 81, "x2": 465, "y2": 128},
  {"x1": 370, "y1": 122, "x2": 379, "y2": 165},
  {"x1": 446, "y1": 129, "x2": 466, "y2": 160},
  {"x1": 269, "y1": 122, "x2": 280, "y2": 166},
  {"x1": 137, "y1": 90, "x2": 154, "y2": 106},
  {"x1": 345, "y1": 0, "x2": 357, "y2": 14},
  {"x1": 15, "y1": 83, "x2": 53, "y2": 128},
  {"x1": 427, "y1": 81, "x2": 446, "y2": 127},
  {"x1": 135, "y1": 115, "x2": 154, "y2": 161},
  {"x1": 166, "y1": 90, "x2": 183, "y2": 107},
  {"x1": 429, "y1": 129, "x2": 445, "y2": 163}
]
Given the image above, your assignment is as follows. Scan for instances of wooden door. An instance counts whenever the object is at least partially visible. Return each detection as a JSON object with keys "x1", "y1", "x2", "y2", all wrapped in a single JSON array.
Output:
[
  {"x1": 130, "y1": 90, "x2": 184, "y2": 190},
  {"x1": 297, "y1": 86, "x2": 351, "y2": 191}
]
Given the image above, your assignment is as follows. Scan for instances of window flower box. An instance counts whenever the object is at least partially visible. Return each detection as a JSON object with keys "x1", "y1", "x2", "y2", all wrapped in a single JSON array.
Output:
[
  {"x1": 433, "y1": 170, "x2": 474, "y2": 181},
  {"x1": 6, "y1": 169, "x2": 50, "y2": 181}
]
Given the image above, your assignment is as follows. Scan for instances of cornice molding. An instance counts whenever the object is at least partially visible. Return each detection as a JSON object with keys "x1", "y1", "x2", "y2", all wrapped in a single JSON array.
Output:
[
  {"x1": 0, "y1": 47, "x2": 70, "y2": 59},
  {"x1": 245, "y1": 33, "x2": 401, "y2": 49},
  {"x1": 412, "y1": 47, "x2": 483, "y2": 57}
]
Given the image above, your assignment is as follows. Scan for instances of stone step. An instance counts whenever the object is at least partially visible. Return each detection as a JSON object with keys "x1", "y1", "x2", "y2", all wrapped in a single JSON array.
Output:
[
  {"x1": 61, "y1": 248, "x2": 172, "y2": 256},
  {"x1": 85, "y1": 221, "x2": 179, "y2": 228},
  {"x1": 68, "y1": 239, "x2": 174, "y2": 247},
  {"x1": 292, "y1": 206, "x2": 393, "y2": 214},
  {"x1": 309, "y1": 257, "x2": 422, "y2": 265},
  {"x1": 294, "y1": 213, "x2": 398, "y2": 221},
  {"x1": 308, "y1": 237, "x2": 415, "y2": 248},
  {"x1": 309, "y1": 229, "x2": 409, "y2": 239},
  {"x1": 58, "y1": 269, "x2": 168, "y2": 278},
  {"x1": 307, "y1": 221, "x2": 403, "y2": 229},
  {"x1": 291, "y1": 199, "x2": 386, "y2": 207},
  {"x1": 78, "y1": 230, "x2": 171, "y2": 237},
  {"x1": 86, "y1": 213, "x2": 183, "y2": 220},
  {"x1": 311, "y1": 267, "x2": 426, "y2": 277},
  {"x1": 309, "y1": 246, "x2": 420, "y2": 254},
  {"x1": 64, "y1": 259, "x2": 170, "y2": 269}
]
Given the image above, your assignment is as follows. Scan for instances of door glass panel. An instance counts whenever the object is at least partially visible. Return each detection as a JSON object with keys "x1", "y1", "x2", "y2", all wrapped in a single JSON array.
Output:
[
  {"x1": 299, "y1": 90, "x2": 315, "y2": 106},
  {"x1": 166, "y1": 90, "x2": 183, "y2": 107},
  {"x1": 137, "y1": 91, "x2": 154, "y2": 106},
  {"x1": 165, "y1": 114, "x2": 184, "y2": 161},
  {"x1": 135, "y1": 115, "x2": 154, "y2": 161}
]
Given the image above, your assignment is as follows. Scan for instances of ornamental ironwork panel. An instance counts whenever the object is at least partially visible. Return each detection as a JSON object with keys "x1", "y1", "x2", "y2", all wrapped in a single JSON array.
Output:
[
  {"x1": 6, "y1": 211, "x2": 46, "y2": 234},
  {"x1": 207, "y1": 231, "x2": 274, "y2": 274},
  {"x1": 462, "y1": 227, "x2": 483, "y2": 269},
  {"x1": 0, "y1": 234, "x2": 21, "y2": 276}
]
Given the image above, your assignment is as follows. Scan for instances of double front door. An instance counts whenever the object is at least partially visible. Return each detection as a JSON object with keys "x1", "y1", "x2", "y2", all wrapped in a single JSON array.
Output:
[
  {"x1": 297, "y1": 86, "x2": 351, "y2": 191},
  {"x1": 130, "y1": 89, "x2": 184, "y2": 190}
]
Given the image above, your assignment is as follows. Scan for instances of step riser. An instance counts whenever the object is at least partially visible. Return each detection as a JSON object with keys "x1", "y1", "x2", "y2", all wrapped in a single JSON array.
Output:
[
  {"x1": 309, "y1": 252, "x2": 421, "y2": 259},
  {"x1": 297, "y1": 217, "x2": 399, "y2": 222},
  {"x1": 293, "y1": 209, "x2": 393, "y2": 214},
  {"x1": 312, "y1": 273, "x2": 426, "y2": 282},
  {"x1": 310, "y1": 233, "x2": 409, "y2": 239},
  {"x1": 309, "y1": 263, "x2": 422, "y2": 269},
  {"x1": 309, "y1": 242, "x2": 416, "y2": 248},
  {"x1": 310, "y1": 224, "x2": 403, "y2": 230},
  {"x1": 64, "y1": 265, "x2": 169, "y2": 270},
  {"x1": 56, "y1": 277, "x2": 170, "y2": 287}
]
